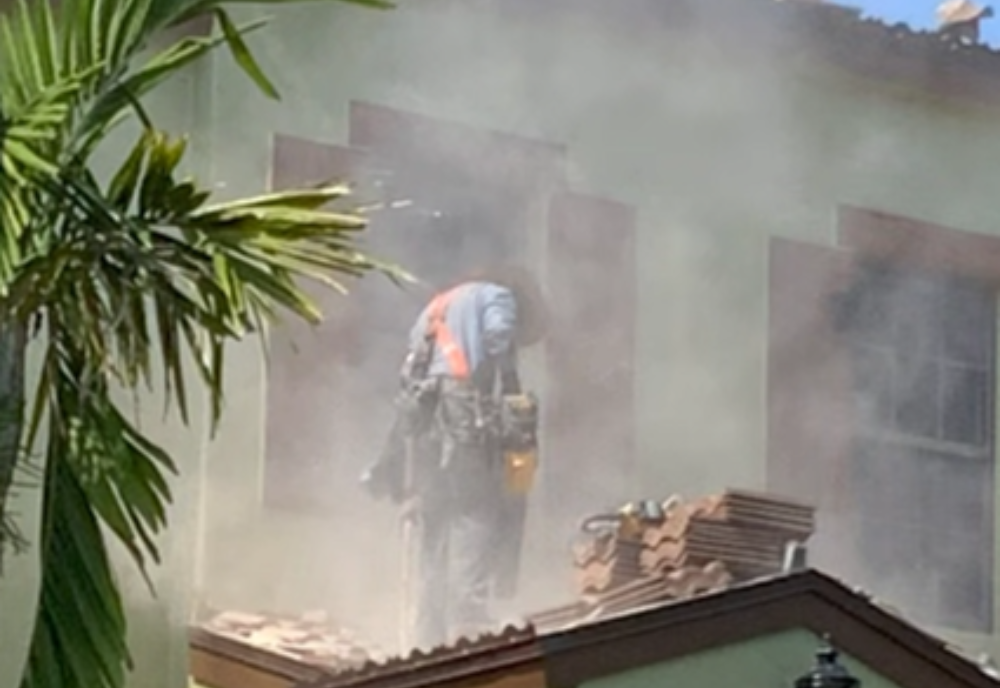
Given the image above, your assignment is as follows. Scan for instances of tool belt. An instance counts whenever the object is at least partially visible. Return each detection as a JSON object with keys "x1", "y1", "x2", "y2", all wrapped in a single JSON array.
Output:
[
  {"x1": 435, "y1": 381, "x2": 539, "y2": 492},
  {"x1": 498, "y1": 392, "x2": 538, "y2": 495},
  {"x1": 363, "y1": 285, "x2": 540, "y2": 501}
]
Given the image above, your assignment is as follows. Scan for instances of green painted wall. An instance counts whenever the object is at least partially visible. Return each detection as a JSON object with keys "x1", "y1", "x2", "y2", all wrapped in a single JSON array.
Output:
[{"x1": 581, "y1": 629, "x2": 899, "y2": 688}]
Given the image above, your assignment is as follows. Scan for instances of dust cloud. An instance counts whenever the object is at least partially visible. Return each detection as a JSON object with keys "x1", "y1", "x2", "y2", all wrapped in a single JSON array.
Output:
[{"x1": 191, "y1": 0, "x2": 998, "y2": 655}]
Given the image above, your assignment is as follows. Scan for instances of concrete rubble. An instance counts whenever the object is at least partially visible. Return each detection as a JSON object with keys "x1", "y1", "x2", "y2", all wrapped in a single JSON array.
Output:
[
  {"x1": 195, "y1": 489, "x2": 815, "y2": 664},
  {"x1": 200, "y1": 609, "x2": 388, "y2": 669}
]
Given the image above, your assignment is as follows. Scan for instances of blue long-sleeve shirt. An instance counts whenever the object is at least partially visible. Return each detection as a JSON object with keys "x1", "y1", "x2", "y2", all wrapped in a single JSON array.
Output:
[{"x1": 408, "y1": 281, "x2": 518, "y2": 385}]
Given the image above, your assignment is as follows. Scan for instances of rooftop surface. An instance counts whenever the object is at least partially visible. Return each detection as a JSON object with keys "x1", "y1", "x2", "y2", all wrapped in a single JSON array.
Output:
[{"x1": 279, "y1": 569, "x2": 1000, "y2": 688}]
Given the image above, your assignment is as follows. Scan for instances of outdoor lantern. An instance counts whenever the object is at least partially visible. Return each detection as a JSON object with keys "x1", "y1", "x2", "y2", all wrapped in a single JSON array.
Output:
[{"x1": 794, "y1": 636, "x2": 861, "y2": 688}]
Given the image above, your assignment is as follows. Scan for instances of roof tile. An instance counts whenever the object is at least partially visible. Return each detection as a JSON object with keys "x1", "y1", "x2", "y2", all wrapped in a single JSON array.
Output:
[{"x1": 303, "y1": 624, "x2": 537, "y2": 688}]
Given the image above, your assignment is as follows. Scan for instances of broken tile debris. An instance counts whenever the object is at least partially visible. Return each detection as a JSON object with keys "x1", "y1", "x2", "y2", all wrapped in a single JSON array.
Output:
[
  {"x1": 199, "y1": 608, "x2": 387, "y2": 670},
  {"x1": 192, "y1": 489, "x2": 815, "y2": 679},
  {"x1": 530, "y1": 489, "x2": 815, "y2": 632}
]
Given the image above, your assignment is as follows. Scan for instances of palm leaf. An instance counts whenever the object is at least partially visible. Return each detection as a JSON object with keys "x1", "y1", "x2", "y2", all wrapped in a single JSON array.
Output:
[
  {"x1": 167, "y1": 0, "x2": 394, "y2": 32},
  {"x1": 21, "y1": 437, "x2": 130, "y2": 688},
  {"x1": 0, "y1": 1, "x2": 404, "y2": 687},
  {"x1": 0, "y1": 325, "x2": 26, "y2": 570},
  {"x1": 9, "y1": 125, "x2": 408, "y2": 687}
]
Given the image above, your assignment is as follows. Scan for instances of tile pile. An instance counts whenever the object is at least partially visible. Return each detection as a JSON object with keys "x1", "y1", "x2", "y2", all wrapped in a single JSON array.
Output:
[
  {"x1": 530, "y1": 489, "x2": 815, "y2": 632},
  {"x1": 200, "y1": 609, "x2": 387, "y2": 669}
]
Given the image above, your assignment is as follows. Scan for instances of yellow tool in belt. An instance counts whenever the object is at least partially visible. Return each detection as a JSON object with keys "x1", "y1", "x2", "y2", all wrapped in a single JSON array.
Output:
[{"x1": 500, "y1": 392, "x2": 539, "y2": 495}]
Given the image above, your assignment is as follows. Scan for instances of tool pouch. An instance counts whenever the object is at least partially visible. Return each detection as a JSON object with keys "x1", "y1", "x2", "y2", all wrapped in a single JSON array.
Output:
[
  {"x1": 397, "y1": 377, "x2": 440, "y2": 436},
  {"x1": 437, "y1": 380, "x2": 494, "y2": 451},
  {"x1": 360, "y1": 358, "x2": 441, "y2": 504},
  {"x1": 499, "y1": 392, "x2": 539, "y2": 495}
]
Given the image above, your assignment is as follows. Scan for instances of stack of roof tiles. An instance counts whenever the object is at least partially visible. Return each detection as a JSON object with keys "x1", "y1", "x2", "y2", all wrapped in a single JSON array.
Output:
[
  {"x1": 200, "y1": 609, "x2": 387, "y2": 669},
  {"x1": 530, "y1": 489, "x2": 814, "y2": 632}
]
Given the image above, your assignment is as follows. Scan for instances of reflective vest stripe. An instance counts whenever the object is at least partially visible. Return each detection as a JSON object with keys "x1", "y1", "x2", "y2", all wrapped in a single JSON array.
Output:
[{"x1": 426, "y1": 288, "x2": 471, "y2": 379}]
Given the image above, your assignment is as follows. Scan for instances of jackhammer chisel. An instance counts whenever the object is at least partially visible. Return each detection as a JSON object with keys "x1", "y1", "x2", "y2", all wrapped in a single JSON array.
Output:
[{"x1": 398, "y1": 435, "x2": 417, "y2": 653}]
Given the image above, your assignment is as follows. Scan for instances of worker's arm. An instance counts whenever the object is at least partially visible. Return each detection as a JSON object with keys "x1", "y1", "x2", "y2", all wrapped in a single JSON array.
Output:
[{"x1": 482, "y1": 286, "x2": 521, "y2": 394}]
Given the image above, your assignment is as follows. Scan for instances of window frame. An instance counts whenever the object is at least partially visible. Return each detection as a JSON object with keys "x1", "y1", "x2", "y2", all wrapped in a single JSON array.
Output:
[{"x1": 768, "y1": 206, "x2": 1000, "y2": 634}]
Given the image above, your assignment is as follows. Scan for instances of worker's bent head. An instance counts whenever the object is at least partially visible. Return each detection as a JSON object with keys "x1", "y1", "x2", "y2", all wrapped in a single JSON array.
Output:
[{"x1": 464, "y1": 264, "x2": 549, "y2": 347}]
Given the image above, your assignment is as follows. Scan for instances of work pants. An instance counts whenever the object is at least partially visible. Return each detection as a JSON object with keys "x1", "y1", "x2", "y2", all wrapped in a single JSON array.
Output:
[
  {"x1": 414, "y1": 437, "x2": 503, "y2": 648},
  {"x1": 414, "y1": 385, "x2": 505, "y2": 649}
]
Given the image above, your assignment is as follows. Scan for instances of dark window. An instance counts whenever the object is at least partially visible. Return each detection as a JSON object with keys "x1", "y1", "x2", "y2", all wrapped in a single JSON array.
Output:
[{"x1": 845, "y1": 265, "x2": 995, "y2": 632}]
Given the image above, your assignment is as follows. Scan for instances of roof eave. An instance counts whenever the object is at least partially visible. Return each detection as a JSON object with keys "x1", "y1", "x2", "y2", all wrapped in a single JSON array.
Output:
[{"x1": 538, "y1": 569, "x2": 1000, "y2": 688}]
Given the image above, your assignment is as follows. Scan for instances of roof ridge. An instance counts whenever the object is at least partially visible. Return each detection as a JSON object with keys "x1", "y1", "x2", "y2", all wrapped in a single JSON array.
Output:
[{"x1": 305, "y1": 622, "x2": 536, "y2": 688}]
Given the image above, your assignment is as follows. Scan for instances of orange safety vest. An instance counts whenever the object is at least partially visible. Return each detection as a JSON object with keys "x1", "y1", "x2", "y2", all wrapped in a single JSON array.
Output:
[{"x1": 425, "y1": 287, "x2": 471, "y2": 379}]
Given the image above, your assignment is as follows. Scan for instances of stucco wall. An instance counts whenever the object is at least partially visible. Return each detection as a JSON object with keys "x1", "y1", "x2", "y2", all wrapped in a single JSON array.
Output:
[
  {"x1": 581, "y1": 629, "x2": 900, "y2": 688},
  {"x1": 4, "y1": 2, "x2": 996, "y2": 685},
  {"x1": 4, "y1": 2, "x2": 1000, "y2": 686},
  {"x1": 183, "y1": 0, "x2": 1000, "y2": 661},
  {"x1": 190, "y1": 0, "x2": 1000, "y2": 660}
]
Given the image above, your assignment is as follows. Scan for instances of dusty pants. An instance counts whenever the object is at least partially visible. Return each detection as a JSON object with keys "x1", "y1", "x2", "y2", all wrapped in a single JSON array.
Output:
[{"x1": 414, "y1": 434, "x2": 502, "y2": 648}]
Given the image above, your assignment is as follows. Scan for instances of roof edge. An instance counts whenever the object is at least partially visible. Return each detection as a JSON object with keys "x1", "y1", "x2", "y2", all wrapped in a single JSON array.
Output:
[
  {"x1": 538, "y1": 569, "x2": 1000, "y2": 688},
  {"x1": 306, "y1": 625, "x2": 542, "y2": 688}
]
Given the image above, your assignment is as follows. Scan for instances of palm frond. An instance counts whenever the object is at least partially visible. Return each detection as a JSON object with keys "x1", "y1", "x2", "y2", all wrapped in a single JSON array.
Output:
[
  {"x1": 0, "y1": 325, "x2": 27, "y2": 570},
  {"x1": 8, "y1": 125, "x2": 407, "y2": 688},
  {"x1": 0, "y1": 1, "x2": 404, "y2": 687},
  {"x1": 21, "y1": 435, "x2": 130, "y2": 688},
  {"x1": 167, "y1": 0, "x2": 395, "y2": 31},
  {"x1": 0, "y1": 70, "x2": 104, "y2": 289},
  {"x1": 71, "y1": 18, "x2": 268, "y2": 157}
]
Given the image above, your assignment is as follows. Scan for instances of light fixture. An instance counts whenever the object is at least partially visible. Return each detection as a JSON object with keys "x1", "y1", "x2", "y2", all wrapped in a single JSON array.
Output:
[{"x1": 794, "y1": 636, "x2": 860, "y2": 688}]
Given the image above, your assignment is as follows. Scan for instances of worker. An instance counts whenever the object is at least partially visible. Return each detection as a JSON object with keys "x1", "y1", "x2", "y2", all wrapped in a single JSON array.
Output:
[{"x1": 362, "y1": 265, "x2": 548, "y2": 649}]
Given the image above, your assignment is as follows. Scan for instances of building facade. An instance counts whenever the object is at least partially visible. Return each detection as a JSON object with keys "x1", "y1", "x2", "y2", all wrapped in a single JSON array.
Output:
[{"x1": 7, "y1": 1, "x2": 1000, "y2": 686}]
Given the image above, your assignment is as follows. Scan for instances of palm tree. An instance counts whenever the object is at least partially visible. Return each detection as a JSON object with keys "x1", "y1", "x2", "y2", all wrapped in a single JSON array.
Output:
[{"x1": 0, "y1": 0, "x2": 400, "y2": 686}]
